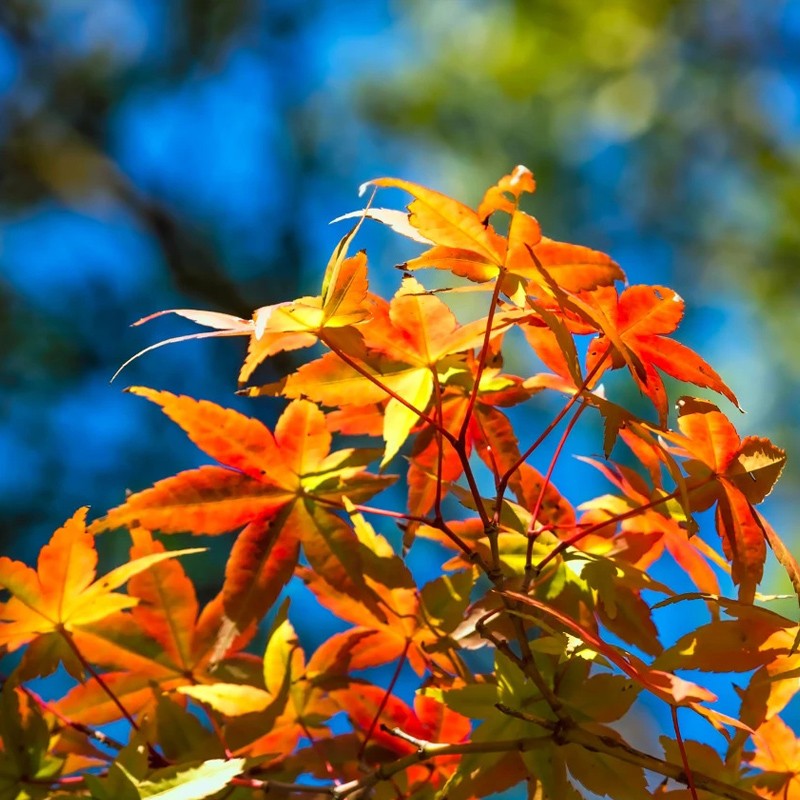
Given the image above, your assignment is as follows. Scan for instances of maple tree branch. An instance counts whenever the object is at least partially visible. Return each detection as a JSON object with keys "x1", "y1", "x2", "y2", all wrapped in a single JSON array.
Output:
[
  {"x1": 494, "y1": 704, "x2": 759, "y2": 800},
  {"x1": 331, "y1": 736, "x2": 551, "y2": 799},
  {"x1": 456, "y1": 450, "x2": 494, "y2": 532},
  {"x1": 380, "y1": 723, "x2": 428, "y2": 749},
  {"x1": 438, "y1": 518, "x2": 493, "y2": 573},
  {"x1": 485, "y1": 521, "x2": 502, "y2": 576},
  {"x1": 19, "y1": 683, "x2": 124, "y2": 753},
  {"x1": 232, "y1": 776, "x2": 336, "y2": 795},
  {"x1": 458, "y1": 272, "x2": 504, "y2": 445}
]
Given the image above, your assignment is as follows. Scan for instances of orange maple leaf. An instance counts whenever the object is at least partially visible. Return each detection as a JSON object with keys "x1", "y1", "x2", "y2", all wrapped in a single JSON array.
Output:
[
  {"x1": 91, "y1": 390, "x2": 395, "y2": 610},
  {"x1": 750, "y1": 715, "x2": 800, "y2": 800},
  {"x1": 299, "y1": 504, "x2": 471, "y2": 678},
  {"x1": 92, "y1": 389, "x2": 393, "y2": 535},
  {"x1": 113, "y1": 244, "x2": 372, "y2": 385},
  {"x1": 0, "y1": 508, "x2": 202, "y2": 677},
  {"x1": 584, "y1": 285, "x2": 740, "y2": 426},
  {"x1": 578, "y1": 456, "x2": 720, "y2": 596},
  {"x1": 662, "y1": 397, "x2": 787, "y2": 602},
  {"x1": 57, "y1": 524, "x2": 288, "y2": 725},
  {"x1": 362, "y1": 168, "x2": 623, "y2": 300}
]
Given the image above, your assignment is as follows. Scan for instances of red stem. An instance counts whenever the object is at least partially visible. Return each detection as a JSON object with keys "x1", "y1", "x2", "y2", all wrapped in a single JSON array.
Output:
[
  {"x1": 26, "y1": 776, "x2": 85, "y2": 787},
  {"x1": 432, "y1": 369, "x2": 447, "y2": 523},
  {"x1": 299, "y1": 715, "x2": 339, "y2": 784},
  {"x1": 671, "y1": 705, "x2": 699, "y2": 800},
  {"x1": 312, "y1": 495, "x2": 479, "y2": 562},
  {"x1": 523, "y1": 402, "x2": 588, "y2": 581},
  {"x1": 319, "y1": 332, "x2": 443, "y2": 434},
  {"x1": 458, "y1": 274, "x2": 504, "y2": 444},
  {"x1": 357, "y1": 639, "x2": 411, "y2": 761},
  {"x1": 59, "y1": 627, "x2": 140, "y2": 733},
  {"x1": 314, "y1": 494, "x2": 430, "y2": 525}
]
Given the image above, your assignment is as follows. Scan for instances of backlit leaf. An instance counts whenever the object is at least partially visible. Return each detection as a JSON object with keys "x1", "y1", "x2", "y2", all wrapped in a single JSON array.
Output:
[
  {"x1": 176, "y1": 684, "x2": 271, "y2": 717},
  {"x1": 133, "y1": 758, "x2": 245, "y2": 800},
  {"x1": 584, "y1": 286, "x2": 739, "y2": 425},
  {"x1": 365, "y1": 176, "x2": 503, "y2": 262},
  {"x1": 0, "y1": 508, "x2": 202, "y2": 663}
]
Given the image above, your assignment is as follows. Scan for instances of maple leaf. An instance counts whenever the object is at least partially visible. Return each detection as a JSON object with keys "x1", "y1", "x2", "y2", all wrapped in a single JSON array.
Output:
[
  {"x1": 660, "y1": 397, "x2": 787, "y2": 602},
  {"x1": 583, "y1": 285, "x2": 740, "y2": 426},
  {"x1": 0, "y1": 685, "x2": 63, "y2": 799},
  {"x1": 502, "y1": 589, "x2": 718, "y2": 710},
  {"x1": 0, "y1": 508, "x2": 202, "y2": 678},
  {"x1": 216, "y1": 608, "x2": 349, "y2": 762},
  {"x1": 749, "y1": 715, "x2": 800, "y2": 800},
  {"x1": 331, "y1": 680, "x2": 470, "y2": 788},
  {"x1": 56, "y1": 526, "x2": 279, "y2": 725},
  {"x1": 655, "y1": 601, "x2": 795, "y2": 675},
  {"x1": 90, "y1": 389, "x2": 392, "y2": 535},
  {"x1": 736, "y1": 617, "x2": 800, "y2": 731},
  {"x1": 91, "y1": 390, "x2": 394, "y2": 609},
  {"x1": 362, "y1": 168, "x2": 623, "y2": 299},
  {"x1": 248, "y1": 277, "x2": 522, "y2": 465}
]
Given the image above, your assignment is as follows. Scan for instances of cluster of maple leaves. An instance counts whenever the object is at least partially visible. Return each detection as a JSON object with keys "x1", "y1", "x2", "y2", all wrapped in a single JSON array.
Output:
[{"x1": 1, "y1": 167, "x2": 798, "y2": 800}]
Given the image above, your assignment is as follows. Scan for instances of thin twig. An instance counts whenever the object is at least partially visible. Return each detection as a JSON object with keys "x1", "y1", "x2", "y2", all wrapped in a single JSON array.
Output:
[
  {"x1": 357, "y1": 639, "x2": 411, "y2": 761},
  {"x1": 431, "y1": 369, "x2": 447, "y2": 524},
  {"x1": 523, "y1": 401, "x2": 588, "y2": 589},
  {"x1": 672, "y1": 705, "x2": 699, "y2": 800},
  {"x1": 20, "y1": 684, "x2": 124, "y2": 753},
  {"x1": 493, "y1": 349, "x2": 610, "y2": 519},
  {"x1": 59, "y1": 627, "x2": 140, "y2": 734},
  {"x1": 311, "y1": 494, "x2": 480, "y2": 563},
  {"x1": 318, "y1": 333, "x2": 443, "y2": 434},
  {"x1": 458, "y1": 274, "x2": 504, "y2": 445},
  {"x1": 381, "y1": 723, "x2": 428, "y2": 750}
]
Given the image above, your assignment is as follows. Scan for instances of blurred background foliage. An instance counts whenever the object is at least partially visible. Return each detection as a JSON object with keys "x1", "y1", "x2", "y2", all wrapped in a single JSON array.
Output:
[{"x1": 1, "y1": 0, "x2": 799, "y2": 600}]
